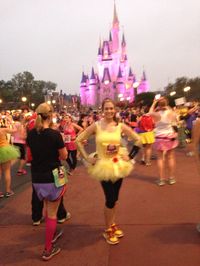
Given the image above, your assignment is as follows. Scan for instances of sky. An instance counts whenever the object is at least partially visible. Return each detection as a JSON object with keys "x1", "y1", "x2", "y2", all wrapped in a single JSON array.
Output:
[{"x1": 0, "y1": 0, "x2": 200, "y2": 95}]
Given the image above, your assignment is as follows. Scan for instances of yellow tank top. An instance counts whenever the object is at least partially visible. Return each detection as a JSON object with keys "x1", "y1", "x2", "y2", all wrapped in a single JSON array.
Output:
[{"x1": 95, "y1": 121, "x2": 122, "y2": 159}]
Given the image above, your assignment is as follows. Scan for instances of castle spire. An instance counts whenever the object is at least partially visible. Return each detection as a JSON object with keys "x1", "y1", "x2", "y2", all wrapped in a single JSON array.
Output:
[
  {"x1": 117, "y1": 66, "x2": 123, "y2": 78},
  {"x1": 129, "y1": 67, "x2": 133, "y2": 77},
  {"x1": 109, "y1": 31, "x2": 112, "y2": 42},
  {"x1": 113, "y1": 1, "x2": 119, "y2": 28},
  {"x1": 121, "y1": 33, "x2": 126, "y2": 46},
  {"x1": 81, "y1": 72, "x2": 86, "y2": 83},
  {"x1": 90, "y1": 67, "x2": 96, "y2": 80}
]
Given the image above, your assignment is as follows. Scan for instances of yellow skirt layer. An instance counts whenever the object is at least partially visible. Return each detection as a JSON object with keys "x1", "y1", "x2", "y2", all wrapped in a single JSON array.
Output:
[
  {"x1": 139, "y1": 131, "x2": 155, "y2": 145},
  {"x1": 88, "y1": 157, "x2": 133, "y2": 182}
]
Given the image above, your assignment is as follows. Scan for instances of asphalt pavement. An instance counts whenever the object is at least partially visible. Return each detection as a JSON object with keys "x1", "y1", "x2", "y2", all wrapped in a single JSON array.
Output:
[{"x1": 0, "y1": 146, "x2": 200, "y2": 266}]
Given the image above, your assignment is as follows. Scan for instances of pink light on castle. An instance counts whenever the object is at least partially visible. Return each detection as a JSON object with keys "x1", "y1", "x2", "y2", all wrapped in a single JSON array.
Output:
[{"x1": 80, "y1": 2, "x2": 150, "y2": 107}]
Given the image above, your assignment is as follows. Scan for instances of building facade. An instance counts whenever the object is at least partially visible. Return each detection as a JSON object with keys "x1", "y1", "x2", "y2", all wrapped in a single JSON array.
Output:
[{"x1": 80, "y1": 3, "x2": 150, "y2": 107}]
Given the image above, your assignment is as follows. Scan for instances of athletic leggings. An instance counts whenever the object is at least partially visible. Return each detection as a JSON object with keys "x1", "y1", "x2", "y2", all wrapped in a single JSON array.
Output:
[
  {"x1": 100, "y1": 178, "x2": 123, "y2": 209},
  {"x1": 66, "y1": 150, "x2": 77, "y2": 170}
]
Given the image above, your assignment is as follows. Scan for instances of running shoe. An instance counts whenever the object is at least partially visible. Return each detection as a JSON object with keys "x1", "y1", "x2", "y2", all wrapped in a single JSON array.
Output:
[
  {"x1": 111, "y1": 223, "x2": 124, "y2": 238},
  {"x1": 156, "y1": 179, "x2": 166, "y2": 186},
  {"x1": 103, "y1": 228, "x2": 119, "y2": 245},
  {"x1": 52, "y1": 229, "x2": 63, "y2": 244},
  {"x1": 17, "y1": 169, "x2": 27, "y2": 176},
  {"x1": 168, "y1": 178, "x2": 176, "y2": 185},
  {"x1": 42, "y1": 246, "x2": 61, "y2": 261},
  {"x1": 57, "y1": 212, "x2": 71, "y2": 224},
  {"x1": 5, "y1": 191, "x2": 14, "y2": 197}
]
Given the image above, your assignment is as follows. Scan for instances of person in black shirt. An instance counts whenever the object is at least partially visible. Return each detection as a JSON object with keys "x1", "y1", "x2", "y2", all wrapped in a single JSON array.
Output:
[{"x1": 27, "y1": 103, "x2": 67, "y2": 261}]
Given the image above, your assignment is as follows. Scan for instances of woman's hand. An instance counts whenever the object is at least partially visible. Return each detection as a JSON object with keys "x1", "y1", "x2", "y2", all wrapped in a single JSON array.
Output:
[
  {"x1": 120, "y1": 154, "x2": 130, "y2": 162},
  {"x1": 87, "y1": 157, "x2": 98, "y2": 165}
]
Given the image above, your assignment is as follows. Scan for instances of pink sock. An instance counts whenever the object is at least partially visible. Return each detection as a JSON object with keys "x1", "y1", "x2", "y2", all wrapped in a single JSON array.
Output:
[{"x1": 45, "y1": 217, "x2": 57, "y2": 251}]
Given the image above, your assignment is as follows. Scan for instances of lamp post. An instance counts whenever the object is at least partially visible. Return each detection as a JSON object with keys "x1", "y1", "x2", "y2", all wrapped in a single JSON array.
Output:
[
  {"x1": 170, "y1": 91, "x2": 176, "y2": 97},
  {"x1": 21, "y1": 96, "x2": 27, "y2": 103},
  {"x1": 183, "y1": 86, "x2": 191, "y2": 101}
]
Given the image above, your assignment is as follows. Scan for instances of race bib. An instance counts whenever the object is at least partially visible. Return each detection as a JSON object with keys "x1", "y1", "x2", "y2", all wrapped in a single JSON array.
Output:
[
  {"x1": 64, "y1": 134, "x2": 71, "y2": 143},
  {"x1": 106, "y1": 144, "x2": 119, "y2": 155}
]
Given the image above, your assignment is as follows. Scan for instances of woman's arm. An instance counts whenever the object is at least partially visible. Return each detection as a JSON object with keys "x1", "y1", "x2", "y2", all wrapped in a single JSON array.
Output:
[
  {"x1": 121, "y1": 123, "x2": 142, "y2": 147},
  {"x1": 72, "y1": 123, "x2": 84, "y2": 134},
  {"x1": 75, "y1": 122, "x2": 96, "y2": 162},
  {"x1": 121, "y1": 123, "x2": 142, "y2": 160},
  {"x1": 58, "y1": 147, "x2": 68, "y2": 161}
]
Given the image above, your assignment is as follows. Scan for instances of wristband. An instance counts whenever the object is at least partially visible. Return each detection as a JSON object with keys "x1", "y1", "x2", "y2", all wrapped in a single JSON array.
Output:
[{"x1": 129, "y1": 145, "x2": 140, "y2": 159}]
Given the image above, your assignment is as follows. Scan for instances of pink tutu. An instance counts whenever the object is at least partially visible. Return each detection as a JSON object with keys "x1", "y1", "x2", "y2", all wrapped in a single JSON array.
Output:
[{"x1": 154, "y1": 133, "x2": 178, "y2": 151}]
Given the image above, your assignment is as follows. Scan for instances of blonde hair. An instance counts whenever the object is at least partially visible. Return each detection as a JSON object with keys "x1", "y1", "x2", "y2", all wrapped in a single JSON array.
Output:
[{"x1": 35, "y1": 103, "x2": 53, "y2": 132}]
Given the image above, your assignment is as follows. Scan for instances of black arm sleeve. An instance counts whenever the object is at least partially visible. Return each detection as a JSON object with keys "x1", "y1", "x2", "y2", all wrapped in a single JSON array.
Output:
[{"x1": 129, "y1": 145, "x2": 140, "y2": 159}]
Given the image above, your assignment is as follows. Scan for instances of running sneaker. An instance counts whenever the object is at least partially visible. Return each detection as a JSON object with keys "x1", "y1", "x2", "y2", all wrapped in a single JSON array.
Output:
[
  {"x1": 52, "y1": 229, "x2": 64, "y2": 244},
  {"x1": 111, "y1": 223, "x2": 124, "y2": 238},
  {"x1": 17, "y1": 169, "x2": 27, "y2": 176},
  {"x1": 5, "y1": 191, "x2": 14, "y2": 197},
  {"x1": 32, "y1": 217, "x2": 44, "y2": 226},
  {"x1": 103, "y1": 228, "x2": 119, "y2": 245},
  {"x1": 57, "y1": 212, "x2": 71, "y2": 224},
  {"x1": 42, "y1": 246, "x2": 61, "y2": 261},
  {"x1": 156, "y1": 179, "x2": 166, "y2": 186},
  {"x1": 168, "y1": 178, "x2": 176, "y2": 185},
  {"x1": 0, "y1": 192, "x2": 4, "y2": 198}
]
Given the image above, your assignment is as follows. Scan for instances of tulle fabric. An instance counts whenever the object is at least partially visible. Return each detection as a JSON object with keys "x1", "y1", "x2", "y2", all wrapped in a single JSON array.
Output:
[{"x1": 0, "y1": 145, "x2": 20, "y2": 163}]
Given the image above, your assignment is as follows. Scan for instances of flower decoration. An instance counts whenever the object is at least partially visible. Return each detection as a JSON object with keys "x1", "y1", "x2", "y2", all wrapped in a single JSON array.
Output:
[{"x1": 112, "y1": 157, "x2": 119, "y2": 163}]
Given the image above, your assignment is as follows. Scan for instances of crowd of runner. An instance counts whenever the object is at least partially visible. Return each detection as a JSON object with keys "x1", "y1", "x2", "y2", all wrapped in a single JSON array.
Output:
[{"x1": 0, "y1": 97, "x2": 199, "y2": 260}]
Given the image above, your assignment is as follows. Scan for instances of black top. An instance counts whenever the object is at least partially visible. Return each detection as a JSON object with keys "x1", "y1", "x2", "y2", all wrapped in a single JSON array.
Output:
[{"x1": 27, "y1": 128, "x2": 65, "y2": 183}]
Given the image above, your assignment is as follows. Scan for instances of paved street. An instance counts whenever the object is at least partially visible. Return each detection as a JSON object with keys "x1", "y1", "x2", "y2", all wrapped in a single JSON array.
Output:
[{"x1": 0, "y1": 147, "x2": 200, "y2": 266}]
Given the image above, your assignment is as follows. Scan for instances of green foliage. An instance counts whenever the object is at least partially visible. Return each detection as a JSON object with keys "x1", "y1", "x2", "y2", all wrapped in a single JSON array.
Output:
[
  {"x1": 0, "y1": 71, "x2": 57, "y2": 108},
  {"x1": 165, "y1": 76, "x2": 200, "y2": 101},
  {"x1": 135, "y1": 92, "x2": 156, "y2": 107}
]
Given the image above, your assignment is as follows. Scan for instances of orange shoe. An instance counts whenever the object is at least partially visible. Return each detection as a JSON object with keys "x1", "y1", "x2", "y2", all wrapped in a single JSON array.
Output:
[
  {"x1": 111, "y1": 223, "x2": 124, "y2": 238},
  {"x1": 103, "y1": 228, "x2": 119, "y2": 245}
]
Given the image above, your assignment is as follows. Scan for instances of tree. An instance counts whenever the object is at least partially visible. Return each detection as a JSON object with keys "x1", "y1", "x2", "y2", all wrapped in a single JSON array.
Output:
[
  {"x1": 135, "y1": 92, "x2": 156, "y2": 107},
  {"x1": 164, "y1": 76, "x2": 200, "y2": 101}
]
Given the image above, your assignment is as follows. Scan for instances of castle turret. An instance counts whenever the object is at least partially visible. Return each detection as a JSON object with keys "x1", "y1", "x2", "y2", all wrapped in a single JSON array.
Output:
[
  {"x1": 111, "y1": 2, "x2": 119, "y2": 53},
  {"x1": 138, "y1": 70, "x2": 150, "y2": 94},
  {"x1": 116, "y1": 66, "x2": 125, "y2": 101},
  {"x1": 89, "y1": 67, "x2": 98, "y2": 106},
  {"x1": 80, "y1": 72, "x2": 87, "y2": 106}
]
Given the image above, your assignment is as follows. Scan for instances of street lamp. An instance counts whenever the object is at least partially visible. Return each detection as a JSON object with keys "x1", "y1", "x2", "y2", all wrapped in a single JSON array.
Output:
[
  {"x1": 31, "y1": 103, "x2": 35, "y2": 108},
  {"x1": 183, "y1": 86, "x2": 191, "y2": 92},
  {"x1": 183, "y1": 86, "x2": 191, "y2": 101},
  {"x1": 170, "y1": 91, "x2": 176, "y2": 96},
  {"x1": 21, "y1": 96, "x2": 27, "y2": 102}
]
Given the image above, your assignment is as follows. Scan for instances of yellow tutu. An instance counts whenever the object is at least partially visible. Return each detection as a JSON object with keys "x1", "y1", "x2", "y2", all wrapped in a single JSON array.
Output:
[
  {"x1": 139, "y1": 131, "x2": 155, "y2": 144},
  {"x1": 87, "y1": 147, "x2": 133, "y2": 182}
]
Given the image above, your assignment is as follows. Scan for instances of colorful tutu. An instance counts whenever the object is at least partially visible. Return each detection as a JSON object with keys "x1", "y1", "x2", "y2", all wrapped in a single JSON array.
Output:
[
  {"x1": 154, "y1": 133, "x2": 178, "y2": 151},
  {"x1": 87, "y1": 147, "x2": 133, "y2": 182},
  {"x1": 139, "y1": 131, "x2": 155, "y2": 145},
  {"x1": 0, "y1": 145, "x2": 20, "y2": 164}
]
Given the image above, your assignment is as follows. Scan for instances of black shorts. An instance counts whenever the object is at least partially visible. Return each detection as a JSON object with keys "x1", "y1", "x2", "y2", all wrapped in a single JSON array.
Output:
[{"x1": 13, "y1": 143, "x2": 26, "y2": 160}]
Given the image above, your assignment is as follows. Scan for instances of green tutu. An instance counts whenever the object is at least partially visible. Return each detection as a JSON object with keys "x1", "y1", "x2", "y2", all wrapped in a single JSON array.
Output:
[{"x1": 0, "y1": 145, "x2": 20, "y2": 164}]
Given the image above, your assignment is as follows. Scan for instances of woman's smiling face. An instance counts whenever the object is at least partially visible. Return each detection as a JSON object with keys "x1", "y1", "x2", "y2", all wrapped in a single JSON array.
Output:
[{"x1": 103, "y1": 101, "x2": 115, "y2": 119}]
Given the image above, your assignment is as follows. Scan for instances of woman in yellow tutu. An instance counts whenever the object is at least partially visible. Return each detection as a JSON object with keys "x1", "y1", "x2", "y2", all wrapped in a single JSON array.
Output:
[{"x1": 76, "y1": 98, "x2": 141, "y2": 245}]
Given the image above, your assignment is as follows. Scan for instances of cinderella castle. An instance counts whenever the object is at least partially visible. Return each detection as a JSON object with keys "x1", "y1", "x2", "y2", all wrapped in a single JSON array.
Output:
[{"x1": 80, "y1": 3, "x2": 150, "y2": 107}]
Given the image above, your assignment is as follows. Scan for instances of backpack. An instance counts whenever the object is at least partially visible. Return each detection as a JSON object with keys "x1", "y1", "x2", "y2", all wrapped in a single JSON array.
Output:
[{"x1": 138, "y1": 114, "x2": 155, "y2": 132}]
